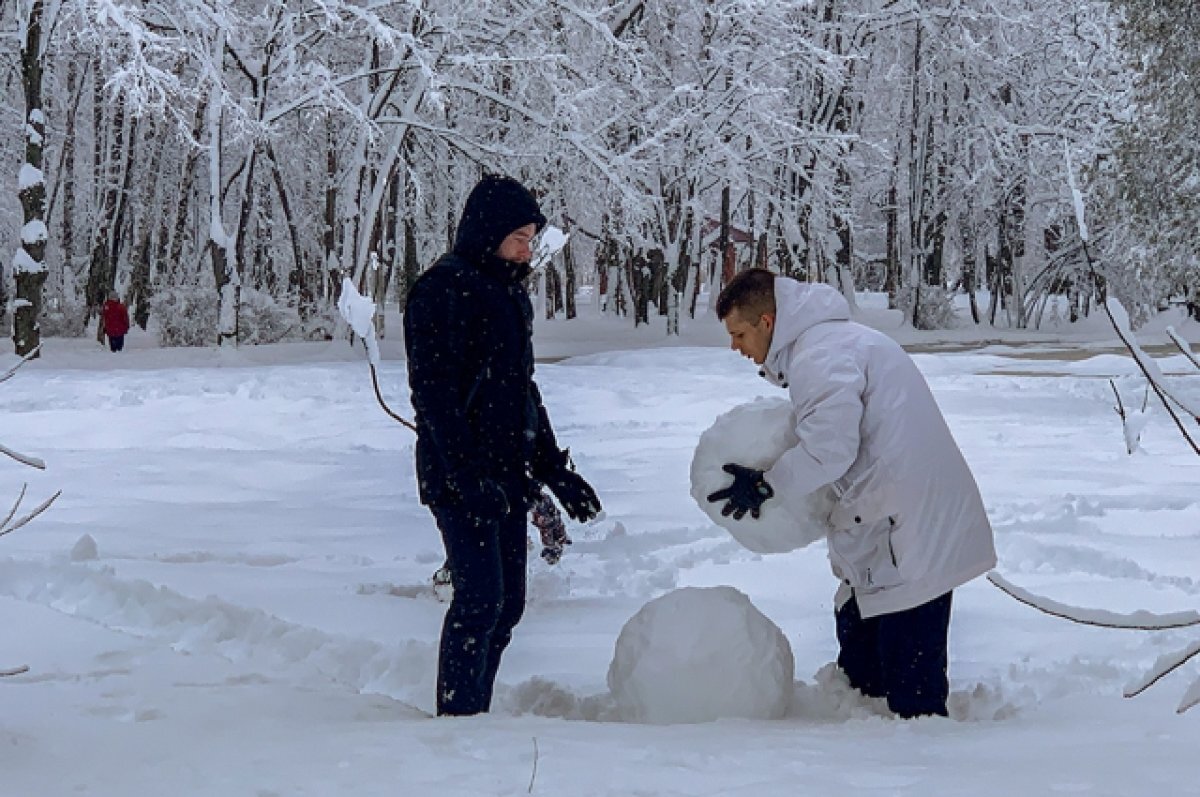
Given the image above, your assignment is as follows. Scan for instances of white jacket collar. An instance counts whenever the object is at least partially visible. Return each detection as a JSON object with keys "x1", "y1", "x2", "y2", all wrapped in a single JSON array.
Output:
[{"x1": 761, "y1": 279, "x2": 851, "y2": 386}]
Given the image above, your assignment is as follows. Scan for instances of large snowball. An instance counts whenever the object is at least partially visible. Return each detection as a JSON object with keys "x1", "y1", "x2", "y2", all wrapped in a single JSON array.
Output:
[
  {"x1": 691, "y1": 397, "x2": 834, "y2": 553},
  {"x1": 607, "y1": 586, "x2": 794, "y2": 724}
]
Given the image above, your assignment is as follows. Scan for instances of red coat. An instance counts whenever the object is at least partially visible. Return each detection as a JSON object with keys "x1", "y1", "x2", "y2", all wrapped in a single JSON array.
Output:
[{"x1": 101, "y1": 299, "x2": 130, "y2": 337}]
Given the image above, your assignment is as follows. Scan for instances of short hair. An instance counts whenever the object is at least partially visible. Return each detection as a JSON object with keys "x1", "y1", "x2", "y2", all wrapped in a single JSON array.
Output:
[{"x1": 716, "y1": 268, "x2": 776, "y2": 320}]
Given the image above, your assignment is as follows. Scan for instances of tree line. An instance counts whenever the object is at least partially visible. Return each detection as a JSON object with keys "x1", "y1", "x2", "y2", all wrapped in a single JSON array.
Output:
[{"x1": 1, "y1": 0, "x2": 1186, "y2": 354}]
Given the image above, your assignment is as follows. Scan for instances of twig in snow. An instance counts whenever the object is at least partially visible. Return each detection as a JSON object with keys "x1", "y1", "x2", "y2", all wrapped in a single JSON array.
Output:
[
  {"x1": 528, "y1": 736, "x2": 540, "y2": 793},
  {"x1": 0, "y1": 345, "x2": 41, "y2": 385},
  {"x1": 1110, "y1": 379, "x2": 1126, "y2": 422}
]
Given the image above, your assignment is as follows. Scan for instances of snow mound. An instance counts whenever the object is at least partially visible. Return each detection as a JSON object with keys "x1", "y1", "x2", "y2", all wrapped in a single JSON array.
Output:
[
  {"x1": 690, "y1": 397, "x2": 834, "y2": 553},
  {"x1": 70, "y1": 534, "x2": 99, "y2": 562},
  {"x1": 607, "y1": 586, "x2": 794, "y2": 724}
]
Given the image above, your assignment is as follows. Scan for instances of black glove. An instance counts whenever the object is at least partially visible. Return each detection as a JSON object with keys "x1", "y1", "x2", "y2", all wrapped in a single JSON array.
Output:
[
  {"x1": 706, "y1": 463, "x2": 774, "y2": 520},
  {"x1": 455, "y1": 477, "x2": 510, "y2": 521},
  {"x1": 546, "y1": 469, "x2": 602, "y2": 522}
]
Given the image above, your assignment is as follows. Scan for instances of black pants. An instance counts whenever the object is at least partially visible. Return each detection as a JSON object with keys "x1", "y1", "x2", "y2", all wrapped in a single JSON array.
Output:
[
  {"x1": 431, "y1": 504, "x2": 527, "y2": 716},
  {"x1": 108, "y1": 334, "x2": 125, "y2": 352},
  {"x1": 835, "y1": 591, "x2": 953, "y2": 718}
]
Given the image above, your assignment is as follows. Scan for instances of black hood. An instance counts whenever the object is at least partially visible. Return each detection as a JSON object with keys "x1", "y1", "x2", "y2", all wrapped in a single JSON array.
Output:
[{"x1": 452, "y1": 175, "x2": 547, "y2": 271}]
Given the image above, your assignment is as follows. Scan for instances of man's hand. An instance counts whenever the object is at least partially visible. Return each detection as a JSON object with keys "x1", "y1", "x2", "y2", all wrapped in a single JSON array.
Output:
[
  {"x1": 546, "y1": 469, "x2": 602, "y2": 522},
  {"x1": 706, "y1": 463, "x2": 774, "y2": 520}
]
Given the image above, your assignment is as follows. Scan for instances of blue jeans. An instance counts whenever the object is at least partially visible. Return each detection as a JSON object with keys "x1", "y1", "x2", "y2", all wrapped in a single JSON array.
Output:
[
  {"x1": 835, "y1": 591, "x2": 953, "y2": 718},
  {"x1": 431, "y1": 504, "x2": 527, "y2": 716}
]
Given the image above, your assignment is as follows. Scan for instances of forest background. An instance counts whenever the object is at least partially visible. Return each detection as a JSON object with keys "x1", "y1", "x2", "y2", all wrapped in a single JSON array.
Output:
[{"x1": 2, "y1": 0, "x2": 1196, "y2": 355}]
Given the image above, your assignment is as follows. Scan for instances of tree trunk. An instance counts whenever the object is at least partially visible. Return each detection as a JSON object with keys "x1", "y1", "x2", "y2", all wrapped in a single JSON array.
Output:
[
  {"x1": 85, "y1": 90, "x2": 127, "y2": 341},
  {"x1": 58, "y1": 57, "x2": 80, "y2": 308},
  {"x1": 206, "y1": 55, "x2": 237, "y2": 346},
  {"x1": 397, "y1": 216, "x2": 420, "y2": 308},
  {"x1": 128, "y1": 117, "x2": 166, "y2": 330},
  {"x1": 159, "y1": 92, "x2": 207, "y2": 290},
  {"x1": 14, "y1": 0, "x2": 48, "y2": 357}
]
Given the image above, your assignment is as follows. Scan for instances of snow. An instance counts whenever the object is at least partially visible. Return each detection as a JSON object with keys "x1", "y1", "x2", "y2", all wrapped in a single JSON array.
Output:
[
  {"x1": 0, "y1": 297, "x2": 1198, "y2": 795},
  {"x1": 18, "y1": 163, "x2": 44, "y2": 191},
  {"x1": 532, "y1": 225, "x2": 570, "y2": 272},
  {"x1": 21, "y1": 219, "x2": 48, "y2": 246},
  {"x1": 690, "y1": 397, "x2": 834, "y2": 553},
  {"x1": 607, "y1": 586, "x2": 794, "y2": 723},
  {"x1": 336, "y1": 276, "x2": 381, "y2": 366},
  {"x1": 1065, "y1": 142, "x2": 1090, "y2": 243},
  {"x1": 11, "y1": 248, "x2": 44, "y2": 275}
]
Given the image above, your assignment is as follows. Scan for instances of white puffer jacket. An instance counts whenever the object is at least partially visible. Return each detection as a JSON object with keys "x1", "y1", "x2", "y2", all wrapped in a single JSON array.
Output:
[{"x1": 761, "y1": 279, "x2": 996, "y2": 618}]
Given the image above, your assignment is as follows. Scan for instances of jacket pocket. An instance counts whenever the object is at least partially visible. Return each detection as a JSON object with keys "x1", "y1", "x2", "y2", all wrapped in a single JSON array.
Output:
[{"x1": 828, "y1": 517, "x2": 903, "y2": 593}]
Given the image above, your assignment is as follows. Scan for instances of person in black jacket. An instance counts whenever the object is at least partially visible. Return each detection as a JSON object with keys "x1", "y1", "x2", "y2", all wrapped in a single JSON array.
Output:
[{"x1": 403, "y1": 174, "x2": 602, "y2": 717}]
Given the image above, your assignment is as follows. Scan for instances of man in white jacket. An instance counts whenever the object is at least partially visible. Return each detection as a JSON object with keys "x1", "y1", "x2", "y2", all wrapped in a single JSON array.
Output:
[{"x1": 708, "y1": 269, "x2": 996, "y2": 718}]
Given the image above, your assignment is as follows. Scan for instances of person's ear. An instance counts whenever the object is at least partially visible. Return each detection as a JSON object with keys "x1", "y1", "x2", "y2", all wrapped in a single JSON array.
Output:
[{"x1": 760, "y1": 313, "x2": 775, "y2": 334}]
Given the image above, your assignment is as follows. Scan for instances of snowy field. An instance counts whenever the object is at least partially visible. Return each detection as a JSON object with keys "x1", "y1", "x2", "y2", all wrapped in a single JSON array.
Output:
[{"x1": 1, "y1": 303, "x2": 1199, "y2": 796}]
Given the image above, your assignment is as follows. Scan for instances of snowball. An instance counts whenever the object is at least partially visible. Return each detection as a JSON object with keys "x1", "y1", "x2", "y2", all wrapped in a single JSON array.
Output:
[
  {"x1": 690, "y1": 397, "x2": 834, "y2": 553},
  {"x1": 70, "y1": 534, "x2": 99, "y2": 562},
  {"x1": 607, "y1": 586, "x2": 794, "y2": 724}
]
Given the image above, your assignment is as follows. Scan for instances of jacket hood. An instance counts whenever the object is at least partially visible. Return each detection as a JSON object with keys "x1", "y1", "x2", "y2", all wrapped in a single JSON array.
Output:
[
  {"x1": 763, "y1": 279, "x2": 850, "y2": 380},
  {"x1": 452, "y1": 175, "x2": 547, "y2": 271}
]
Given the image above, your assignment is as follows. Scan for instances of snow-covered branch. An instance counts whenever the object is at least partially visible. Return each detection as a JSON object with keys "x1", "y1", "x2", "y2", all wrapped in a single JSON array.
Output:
[
  {"x1": 991, "y1": 572, "x2": 1200, "y2": 713},
  {"x1": 987, "y1": 573, "x2": 1200, "y2": 631}
]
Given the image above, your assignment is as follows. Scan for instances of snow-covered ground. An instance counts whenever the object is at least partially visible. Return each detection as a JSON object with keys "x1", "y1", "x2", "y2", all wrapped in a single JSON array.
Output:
[{"x1": 2, "y1": 298, "x2": 1199, "y2": 796}]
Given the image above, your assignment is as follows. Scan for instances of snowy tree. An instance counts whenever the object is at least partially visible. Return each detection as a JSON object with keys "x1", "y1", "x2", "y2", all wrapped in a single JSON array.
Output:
[
  {"x1": 1102, "y1": 0, "x2": 1200, "y2": 318},
  {"x1": 13, "y1": 0, "x2": 49, "y2": 356},
  {"x1": 0, "y1": 0, "x2": 1152, "y2": 343}
]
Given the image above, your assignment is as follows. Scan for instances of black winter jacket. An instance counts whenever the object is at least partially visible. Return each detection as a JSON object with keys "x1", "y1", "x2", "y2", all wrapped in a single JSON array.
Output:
[{"x1": 403, "y1": 175, "x2": 567, "y2": 511}]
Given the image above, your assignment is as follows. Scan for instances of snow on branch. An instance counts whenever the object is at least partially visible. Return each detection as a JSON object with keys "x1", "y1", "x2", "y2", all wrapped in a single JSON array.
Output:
[
  {"x1": 991, "y1": 572, "x2": 1200, "y2": 713},
  {"x1": 987, "y1": 573, "x2": 1200, "y2": 631},
  {"x1": 1167, "y1": 327, "x2": 1200, "y2": 371},
  {"x1": 0, "y1": 345, "x2": 42, "y2": 385},
  {"x1": 1124, "y1": 641, "x2": 1200, "y2": 702},
  {"x1": 0, "y1": 484, "x2": 61, "y2": 540},
  {"x1": 0, "y1": 348, "x2": 60, "y2": 538},
  {"x1": 0, "y1": 443, "x2": 46, "y2": 471}
]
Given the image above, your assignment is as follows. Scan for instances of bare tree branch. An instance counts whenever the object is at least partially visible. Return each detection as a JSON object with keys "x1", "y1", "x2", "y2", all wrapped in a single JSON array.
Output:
[
  {"x1": 0, "y1": 487, "x2": 60, "y2": 538},
  {"x1": 1166, "y1": 327, "x2": 1200, "y2": 372},
  {"x1": 0, "y1": 344, "x2": 41, "y2": 385},
  {"x1": 0, "y1": 443, "x2": 46, "y2": 470}
]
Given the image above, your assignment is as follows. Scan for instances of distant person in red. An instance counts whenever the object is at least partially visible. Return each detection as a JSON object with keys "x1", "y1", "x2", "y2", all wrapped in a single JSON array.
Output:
[{"x1": 101, "y1": 291, "x2": 130, "y2": 352}]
